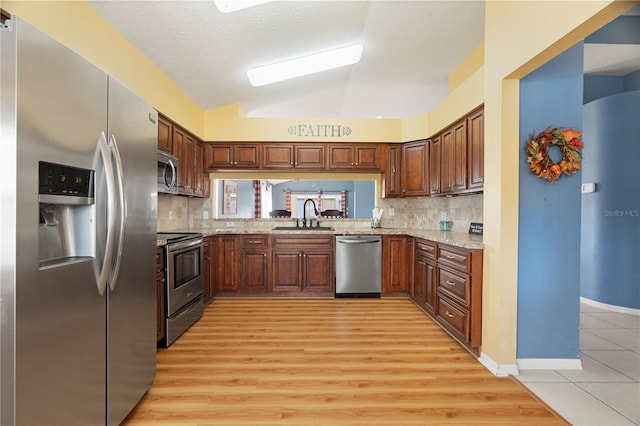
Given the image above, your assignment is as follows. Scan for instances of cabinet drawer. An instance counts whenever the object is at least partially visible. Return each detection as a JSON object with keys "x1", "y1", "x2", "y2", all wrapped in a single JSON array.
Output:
[
  {"x1": 436, "y1": 295, "x2": 470, "y2": 343},
  {"x1": 241, "y1": 235, "x2": 268, "y2": 248},
  {"x1": 438, "y1": 267, "x2": 470, "y2": 307},
  {"x1": 415, "y1": 239, "x2": 436, "y2": 259},
  {"x1": 272, "y1": 235, "x2": 333, "y2": 250},
  {"x1": 438, "y1": 245, "x2": 471, "y2": 272}
]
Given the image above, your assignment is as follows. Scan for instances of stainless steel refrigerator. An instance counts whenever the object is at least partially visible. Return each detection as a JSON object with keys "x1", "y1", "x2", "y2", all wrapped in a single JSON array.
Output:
[{"x1": 1, "y1": 17, "x2": 157, "y2": 425}]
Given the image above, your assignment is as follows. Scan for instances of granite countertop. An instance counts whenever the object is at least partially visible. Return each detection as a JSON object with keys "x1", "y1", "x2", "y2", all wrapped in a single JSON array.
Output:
[{"x1": 158, "y1": 226, "x2": 483, "y2": 250}]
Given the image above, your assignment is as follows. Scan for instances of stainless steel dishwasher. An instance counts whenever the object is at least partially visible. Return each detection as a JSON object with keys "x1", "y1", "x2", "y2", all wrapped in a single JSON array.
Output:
[{"x1": 335, "y1": 235, "x2": 382, "y2": 298}]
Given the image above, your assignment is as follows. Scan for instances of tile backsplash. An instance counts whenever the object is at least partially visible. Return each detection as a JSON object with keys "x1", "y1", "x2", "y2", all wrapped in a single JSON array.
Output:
[{"x1": 158, "y1": 193, "x2": 483, "y2": 232}]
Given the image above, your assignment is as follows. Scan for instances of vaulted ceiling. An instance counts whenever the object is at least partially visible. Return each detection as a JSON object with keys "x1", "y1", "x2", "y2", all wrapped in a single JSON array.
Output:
[{"x1": 89, "y1": 1, "x2": 639, "y2": 120}]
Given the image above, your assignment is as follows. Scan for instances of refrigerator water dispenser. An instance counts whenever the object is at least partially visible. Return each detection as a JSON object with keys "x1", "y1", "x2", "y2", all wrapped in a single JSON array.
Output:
[{"x1": 38, "y1": 161, "x2": 95, "y2": 267}]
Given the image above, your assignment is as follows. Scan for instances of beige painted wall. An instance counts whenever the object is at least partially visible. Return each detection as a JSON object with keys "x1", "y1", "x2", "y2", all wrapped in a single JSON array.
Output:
[{"x1": 6, "y1": 0, "x2": 638, "y2": 371}]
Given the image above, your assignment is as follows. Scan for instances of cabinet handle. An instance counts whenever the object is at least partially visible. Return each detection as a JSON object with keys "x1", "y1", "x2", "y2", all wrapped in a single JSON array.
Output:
[
  {"x1": 445, "y1": 310, "x2": 454, "y2": 318},
  {"x1": 263, "y1": 253, "x2": 266, "y2": 257},
  {"x1": 445, "y1": 255, "x2": 457, "y2": 260},
  {"x1": 247, "y1": 240, "x2": 262, "y2": 244},
  {"x1": 446, "y1": 280, "x2": 456, "y2": 286},
  {"x1": 392, "y1": 165, "x2": 396, "y2": 174}
]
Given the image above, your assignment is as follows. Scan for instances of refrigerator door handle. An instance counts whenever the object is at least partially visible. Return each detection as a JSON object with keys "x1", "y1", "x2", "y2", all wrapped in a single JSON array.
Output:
[
  {"x1": 96, "y1": 132, "x2": 117, "y2": 296},
  {"x1": 108, "y1": 134, "x2": 127, "y2": 291}
]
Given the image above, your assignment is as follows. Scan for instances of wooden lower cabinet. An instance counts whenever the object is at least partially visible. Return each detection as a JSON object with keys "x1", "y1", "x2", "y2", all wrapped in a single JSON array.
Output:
[
  {"x1": 434, "y1": 243, "x2": 483, "y2": 352},
  {"x1": 216, "y1": 235, "x2": 239, "y2": 292},
  {"x1": 203, "y1": 236, "x2": 216, "y2": 304},
  {"x1": 156, "y1": 246, "x2": 165, "y2": 343},
  {"x1": 240, "y1": 235, "x2": 269, "y2": 292},
  {"x1": 382, "y1": 235, "x2": 407, "y2": 294},
  {"x1": 272, "y1": 235, "x2": 334, "y2": 295}
]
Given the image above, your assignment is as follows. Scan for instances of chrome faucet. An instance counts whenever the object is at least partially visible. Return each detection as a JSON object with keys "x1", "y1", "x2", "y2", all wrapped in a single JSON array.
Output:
[{"x1": 302, "y1": 198, "x2": 318, "y2": 228}]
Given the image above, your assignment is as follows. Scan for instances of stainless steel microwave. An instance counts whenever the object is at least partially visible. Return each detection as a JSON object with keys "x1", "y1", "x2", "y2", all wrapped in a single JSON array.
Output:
[{"x1": 157, "y1": 151, "x2": 178, "y2": 194}]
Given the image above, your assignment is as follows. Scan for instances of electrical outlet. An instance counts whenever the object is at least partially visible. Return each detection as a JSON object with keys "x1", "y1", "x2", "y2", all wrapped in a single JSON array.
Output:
[
  {"x1": 203, "y1": 211, "x2": 209, "y2": 219},
  {"x1": 388, "y1": 208, "x2": 395, "y2": 217},
  {"x1": 168, "y1": 211, "x2": 173, "y2": 220}
]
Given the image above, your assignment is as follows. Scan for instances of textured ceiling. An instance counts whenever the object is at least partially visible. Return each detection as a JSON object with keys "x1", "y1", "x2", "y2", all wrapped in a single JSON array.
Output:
[
  {"x1": 89, "y1": 1, "x2": 638, "y2": 119},
  {"x1": 89, "y1": 0, "x2": 484, "y2": 119}
]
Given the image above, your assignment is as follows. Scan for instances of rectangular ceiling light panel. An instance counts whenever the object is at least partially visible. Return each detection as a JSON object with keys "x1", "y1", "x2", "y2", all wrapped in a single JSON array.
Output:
[
  {"x1": 214, "y1": 0, "x2": 273, "y2": 13},
  {"x1": 247, "y1": 44, "x2": 364, "y2": 87}
]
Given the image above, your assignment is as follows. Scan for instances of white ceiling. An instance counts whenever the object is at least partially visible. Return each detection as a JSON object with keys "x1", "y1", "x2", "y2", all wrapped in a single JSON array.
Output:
[
  {"x1": 89, "y1": 1, "x2": 638, "y2": 119},
  {"x1": 89, "y1": 0, "x2": 484, "y2": 119}
]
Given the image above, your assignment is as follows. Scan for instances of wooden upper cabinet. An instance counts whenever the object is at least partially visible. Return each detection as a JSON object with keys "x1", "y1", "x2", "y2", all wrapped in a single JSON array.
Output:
[
  {"x1": 193, "y1": 139, "x2": 204, "y2": 196},
  {"x1": 441, "y1": 119, "x2": 467, "y2": 194},
  {"x1": 383, "y1": 144, "x2": 402, "y2": 198},
  {"x1": 467, "y1": 107, "x2": 484, "y2": 191},
  {"x1": 327, "y1": 144, "x2": 381, "y2": 170},
  {"x1": 157, "y1": 115, "x2": 173, "y2": 153},
  {"x1": 204, "y1": 143, "x2": 260, "y2": 170},
  {"x1": 262, "y1": 144, "x2": 325, "y2": 169},
  {"x1": 294, "y1": 144, "x2": 325, "y2": 169},
  {"x1": 401, "y1": 140, "x2": 429, "y2": 197},
  {"x1": 429, "y1": 136, "x2": 441, "y2": 195}
]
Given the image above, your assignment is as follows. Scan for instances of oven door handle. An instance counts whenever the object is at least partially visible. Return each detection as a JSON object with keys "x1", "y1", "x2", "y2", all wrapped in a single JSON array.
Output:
[{"x1": 167, "y1": 237, "x2": 203, "y2": 254}]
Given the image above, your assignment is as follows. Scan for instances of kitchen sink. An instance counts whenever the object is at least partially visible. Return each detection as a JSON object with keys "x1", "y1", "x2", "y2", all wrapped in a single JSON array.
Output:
[{"x1": 272, "y1": 226, "x2": 335, "y2": 231}]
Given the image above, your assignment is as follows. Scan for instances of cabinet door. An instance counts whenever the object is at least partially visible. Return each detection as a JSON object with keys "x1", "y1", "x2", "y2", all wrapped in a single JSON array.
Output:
[
  {"x1": 234, "y1": 144, "x2": 260, "y2": 168},
  {"x1": 295, "y1": 144, "x2": 326, "y2": 169},
  {"x1": 216, "y1": 236, "x2": 239, "y2": 292},
  {"x1": 382, "y1": 235, "x2": 406, "y2": 293},
  {"x1": 272, "y1": 251, "x2": 302, "y2": 291},
  {"x1": 302, "y1": 251, "x2": 333, "y2": 293},
  {"x1": 429, "y1": 136, "x2": 441, "y2": 195},
  {"x1": 204, "y1": 144, "x2": 234, "y2": 169},
  {"x1": 182, "y1": 134, "x2": 195, "y2": 193},
  {"x1": 193, "y1": 139, "x2": 204, "y2": 196},
  {"x1": 262, "y1": 144, "x2": 295, "y2": 169},
  {"x1": 157, "y1": 115, "x2": 173, "y2": 153},
  {"x1": 156, "y1": 247, "x2": 165, "y2": 343},
  {"x1": 241, "y1": 251, "x2": 269, "y2": 292},
  {"x1": 172, "y1": 126, "x2": 186, "y2": 192},
  {"x1": 383, "y1": 144, "x2": 402, "y2": 198},
  {"x1": 413, "y1": 253, "x2": 426, "y2": 305},
  {"x1": 441, "y1": 120, "x2": 467, "y2": 194},
  {"x1": 327, "y1": 144, "x2": 354, "y2": 169},
  {"x1": 401, "y1": 140, "x2": 429, "y2": 196},
  {"x1": 424, "y1": 258, "x2": 436, "y2": 315},
  {"x1": 467, "y1": 108, "x2": 484, "y2": 190},
  {"x1": 353, "y1": 144, "x2": 380, "y2": 169}
]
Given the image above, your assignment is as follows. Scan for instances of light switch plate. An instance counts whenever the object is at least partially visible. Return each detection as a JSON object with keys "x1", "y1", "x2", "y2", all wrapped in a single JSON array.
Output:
[{"x1": 581, "y1": 183, "x2": 596, "y2": 193}]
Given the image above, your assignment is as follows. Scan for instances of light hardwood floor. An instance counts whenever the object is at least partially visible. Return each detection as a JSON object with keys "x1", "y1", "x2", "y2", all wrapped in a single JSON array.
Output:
[{"x1": 124, "y1": 298, "x2": 567, "y2": 425}]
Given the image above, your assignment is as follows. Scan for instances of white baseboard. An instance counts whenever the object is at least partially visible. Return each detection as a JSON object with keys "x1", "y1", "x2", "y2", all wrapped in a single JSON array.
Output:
[
  {"x1": 517, "y1": 358, "x2": 583, "y2": 370},
  {"x1": 479, "y1": 352, "x2": 519, "y2": 377},
  {"x1": 581, "y1": 297, "x2": 640, "y2": 316}
]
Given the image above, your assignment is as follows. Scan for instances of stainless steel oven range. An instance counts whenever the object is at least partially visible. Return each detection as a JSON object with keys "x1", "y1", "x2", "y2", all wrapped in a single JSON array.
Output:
[{"x1": 158, "y1": 232, "x2": 204, "y2": 347}]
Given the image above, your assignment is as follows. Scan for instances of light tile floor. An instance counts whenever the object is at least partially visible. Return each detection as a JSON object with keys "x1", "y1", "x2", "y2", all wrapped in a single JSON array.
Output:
[{"x1": 517, "y1": 302, "x2": 640, "y2": 425}]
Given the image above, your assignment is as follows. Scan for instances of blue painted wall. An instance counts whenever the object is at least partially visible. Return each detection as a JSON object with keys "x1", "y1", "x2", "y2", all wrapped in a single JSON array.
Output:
[
  {"x1": 624, "y1": 70, "x2": 640, "y2": 92},
  {"x1": 217, "y1": 179, "x2": 255, "y2": 218},
  {"x1": 517, "y1": 43, "x2": 584, "y2": 359},
  {"x1": 581, "y1": 91, "x2": 640, "y2": 309},
  {"x1": 272, "y1": 180, "x2": 375, "y2": 218},
  {"x1": 584, "y1": 70, "x2": 640, "y2": 104}
]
